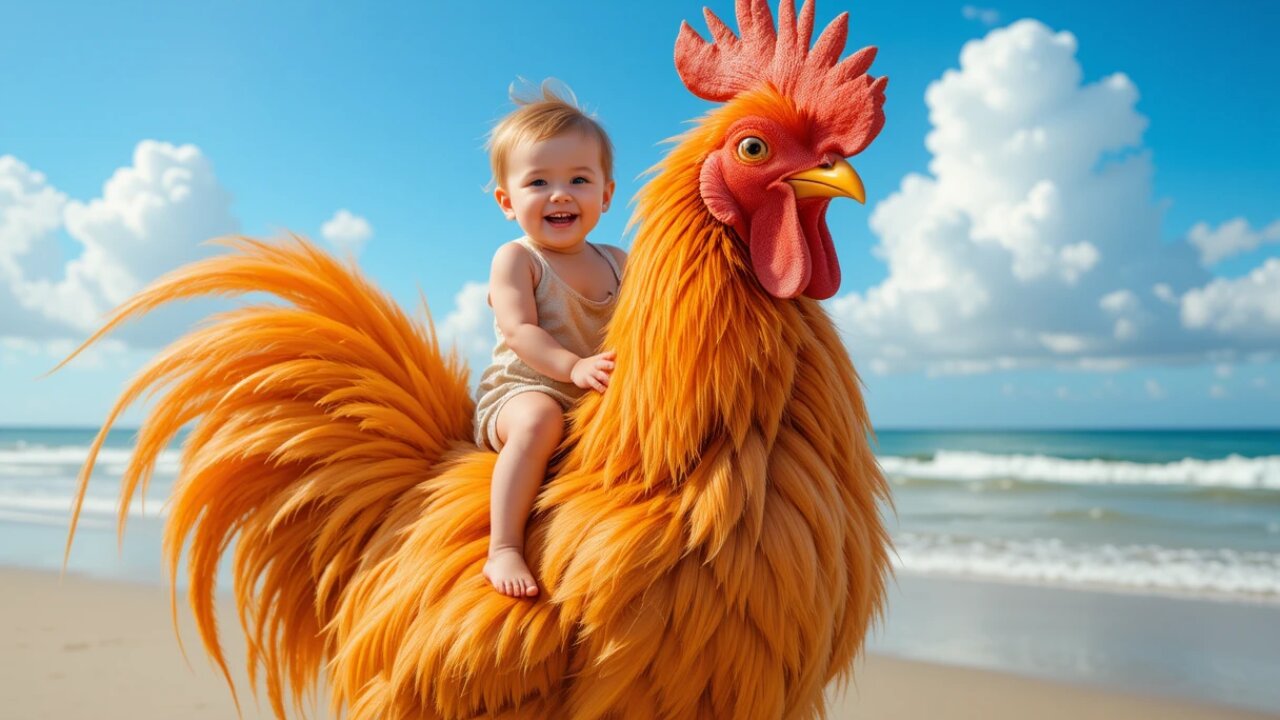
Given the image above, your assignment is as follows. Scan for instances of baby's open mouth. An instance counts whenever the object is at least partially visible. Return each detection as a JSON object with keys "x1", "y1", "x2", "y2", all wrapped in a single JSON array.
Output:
[{"x1": 545, "y1": 212, "x2": 578, "y2": 228}]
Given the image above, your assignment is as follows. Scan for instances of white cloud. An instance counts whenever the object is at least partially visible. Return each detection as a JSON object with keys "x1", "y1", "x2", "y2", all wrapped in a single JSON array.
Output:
[
  {"x1": 1187, "y1": 217, "x2": 1280, "y2": 266},
  {"x1": 436, "y1": 281, "x2": 496, "y2": 388},
  {"x1": 1214, "y1": 363, "x2": 1233, "y2": 379},
  {"x1": 1098, "y1": 289, "x2": 1144, "y2": 340},
  {"x1": 321, "y1": 209, "x2": 373, "y2": 256},
  {"x1": 1058, "y1": 241, "x2": 1100, "y2": 284},
  {"x1": 1209, "y1": 384, "x2": 1227, "y2": 399},
  {"x1": 1152, "y1": 283, "x2": 1177, "y2": 304},
  {"x1": 1145, "y1": 379, "x2": 1166, "y2": 400},
  {"x1": 1, "y1": 141, "x2": 238, "y2": 350},
  {"x1": 962, "y1": 5, "x2": 1001, "y2": 26},
  {"x1": 1099, "y1": 289, "x2": 1138, "y2": 315},
  {"x1": 1180, "y1": 258, "x2": 1280, "y2": 337},
  {"x1": 0, "y1": 157, "x2": 69, "y2": 339},
  {"x1": 827, "y1": 19, "x2": 1275, "y2": 376},
  {"x1": 0, "y1": 157, "x2": 66, "y2": 268}
]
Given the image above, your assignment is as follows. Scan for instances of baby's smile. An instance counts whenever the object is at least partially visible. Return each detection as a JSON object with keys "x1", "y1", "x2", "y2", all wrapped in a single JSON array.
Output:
[{"x1": 545, "y1": 211, "x2": 578, "y2": 228}]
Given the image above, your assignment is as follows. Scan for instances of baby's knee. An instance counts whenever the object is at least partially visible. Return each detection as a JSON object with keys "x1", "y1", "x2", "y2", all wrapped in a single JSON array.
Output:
[{"x1": 504, "y1": 396, "x2": 565, "y2": 446}]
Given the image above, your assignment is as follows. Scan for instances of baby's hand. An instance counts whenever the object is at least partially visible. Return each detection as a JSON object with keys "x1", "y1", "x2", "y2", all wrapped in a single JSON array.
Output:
[{"x1": 571, "y1": 350, "x2": 616, "y2": 393}]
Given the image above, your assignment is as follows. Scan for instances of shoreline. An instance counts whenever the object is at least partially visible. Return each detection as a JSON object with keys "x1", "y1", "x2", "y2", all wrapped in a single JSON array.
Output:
[
  {"x1": 5, "y1": 567, "x2": 1275, "y2": 719},
  {"x1": 892, "y1": 567, "x2": 1280, "y2": 607}
]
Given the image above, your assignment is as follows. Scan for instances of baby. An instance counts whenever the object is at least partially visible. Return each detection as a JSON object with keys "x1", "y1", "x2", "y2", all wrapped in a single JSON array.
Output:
[{"x1": 474, "y1": 82, "x2": 625, "y2": 598}]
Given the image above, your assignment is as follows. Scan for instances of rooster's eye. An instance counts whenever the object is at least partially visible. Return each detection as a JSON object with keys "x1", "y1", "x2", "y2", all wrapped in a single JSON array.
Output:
[{"x1": 736, "y1": 136, "x2": 770, "y2": 164}]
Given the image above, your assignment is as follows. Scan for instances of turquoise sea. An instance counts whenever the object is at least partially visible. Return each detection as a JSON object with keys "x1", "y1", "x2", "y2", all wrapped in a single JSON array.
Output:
[{"x1": 2, "y1": 426, "x2": 1278, "y2": 712}]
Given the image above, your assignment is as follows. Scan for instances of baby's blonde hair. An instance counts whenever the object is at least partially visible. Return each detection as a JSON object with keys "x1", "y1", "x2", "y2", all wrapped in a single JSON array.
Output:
[{"x1": 486, "y1": 78, "x2": 614, "y2": 190}]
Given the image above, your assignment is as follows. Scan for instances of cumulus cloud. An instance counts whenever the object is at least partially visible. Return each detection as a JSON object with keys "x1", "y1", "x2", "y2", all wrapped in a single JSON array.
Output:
[
  {"x1": 321, "y1": 209, "x2": 373, "y2": 256},
  {"x1": 436, "y1": 281, "x2": 496, "y2": 388},
  {"x1": 1, "y1": 141, "x2": 237, "y2": 351},
  {"x1": 1181, "y1": 258, "x2": 1280, "y2": 337},
  {"x1": 4, "y1": 141, "x2": 480, "y2": 383},
  {"x1": 828, "y1": 19, "x2": 1275, "y2": 376},
  {"x1": 1187, "y1": 218, "x2": 1280, "y2": 266},
  {"x1": 0, "y1": 157, "x2": 68, "y2": 339}
]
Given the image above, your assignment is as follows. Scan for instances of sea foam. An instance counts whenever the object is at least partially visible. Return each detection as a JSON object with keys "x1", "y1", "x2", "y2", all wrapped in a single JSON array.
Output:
[
  {"x1": 880, "y1": 451, "x2": 1280, "y2": 490},
  {"x1": 894, "y1": 532, "x2": 1280, "y2": 601},
  {"x1": 0, "y1": 493, "x2": 164, "y2": 520},
  {"x1": 0, "y1": 445, "x2": 182, "y2": 475}
]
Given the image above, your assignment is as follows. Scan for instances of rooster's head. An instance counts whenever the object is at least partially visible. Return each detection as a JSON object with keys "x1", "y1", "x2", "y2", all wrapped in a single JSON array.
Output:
[{"x1": 676, "y1": 0, "x2": 887, "y2": 300}]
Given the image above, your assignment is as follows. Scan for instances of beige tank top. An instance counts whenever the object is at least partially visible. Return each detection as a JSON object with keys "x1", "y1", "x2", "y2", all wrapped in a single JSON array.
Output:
[{"x1": 473, "y1": 236, "x2": 622, "y2": 450}]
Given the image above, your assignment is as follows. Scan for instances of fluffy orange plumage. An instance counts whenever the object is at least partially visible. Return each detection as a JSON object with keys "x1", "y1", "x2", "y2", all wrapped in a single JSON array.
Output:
[{"x1": 59, "y1": 1, "x2": 892, "y2": 718}]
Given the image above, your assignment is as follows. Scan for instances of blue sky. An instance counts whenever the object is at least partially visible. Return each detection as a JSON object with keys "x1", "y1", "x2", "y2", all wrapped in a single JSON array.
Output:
[{"x1": 2, "y1": 0, "x2": 1277, "y2": 428}]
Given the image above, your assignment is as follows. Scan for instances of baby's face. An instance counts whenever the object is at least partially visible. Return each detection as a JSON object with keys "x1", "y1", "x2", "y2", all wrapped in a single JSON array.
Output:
[{"x1": 495, "y1": 131, "x2": 615, "y2": 251}]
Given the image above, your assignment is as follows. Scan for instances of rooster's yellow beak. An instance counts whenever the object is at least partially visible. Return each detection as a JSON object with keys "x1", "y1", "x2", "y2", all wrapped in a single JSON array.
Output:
[{"x1": 785, "y1": 158, "x2": 866, "y2": 204}]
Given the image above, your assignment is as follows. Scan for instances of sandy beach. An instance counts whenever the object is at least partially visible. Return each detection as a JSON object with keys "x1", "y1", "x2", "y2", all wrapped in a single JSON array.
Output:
[{"x1": 4, "y1": 567, "x2": 1274, "y2": 720}]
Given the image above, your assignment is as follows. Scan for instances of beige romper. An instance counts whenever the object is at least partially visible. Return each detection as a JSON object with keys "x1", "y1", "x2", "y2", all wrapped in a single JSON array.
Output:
[{"x1": 473, "y1": 236, "x2": 622, "y2": 452}]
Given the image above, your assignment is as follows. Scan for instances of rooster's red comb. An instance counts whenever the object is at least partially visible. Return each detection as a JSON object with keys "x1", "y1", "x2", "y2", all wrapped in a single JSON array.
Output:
[{"x1": 675, "y1": 0, "x2": 887, "y2": 155}]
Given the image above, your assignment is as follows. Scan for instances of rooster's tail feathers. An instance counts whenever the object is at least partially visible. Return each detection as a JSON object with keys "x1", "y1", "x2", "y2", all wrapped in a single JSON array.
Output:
[{"x1": 57, "y1": 235, "x2": 475, "y2": 717}]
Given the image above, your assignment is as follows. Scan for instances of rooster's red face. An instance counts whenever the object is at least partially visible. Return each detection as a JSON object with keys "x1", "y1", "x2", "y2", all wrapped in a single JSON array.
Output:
[
  {"x1": 675, "y1": 0, "x2": 887, "y2": 301},
  {"x1": 699, "y1": 106, "x2": 866, "y2": 300}
]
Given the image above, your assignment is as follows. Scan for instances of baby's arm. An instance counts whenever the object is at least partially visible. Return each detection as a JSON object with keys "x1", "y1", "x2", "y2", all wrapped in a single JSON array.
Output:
[
  {"x1": 489, "y1": 243, "x2": 618, "y2": 392},
  {"x1": 489, "y1": 243, "x2": 580, "y2": 383}
]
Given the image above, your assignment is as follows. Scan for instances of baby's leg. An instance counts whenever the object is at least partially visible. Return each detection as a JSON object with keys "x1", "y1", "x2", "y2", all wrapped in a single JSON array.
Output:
[{"x1": 483, "y1": 391, "x2": 565, "y2": 598}]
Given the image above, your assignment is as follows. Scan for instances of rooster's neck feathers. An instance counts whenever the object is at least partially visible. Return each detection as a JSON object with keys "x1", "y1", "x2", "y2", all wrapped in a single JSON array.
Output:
[
  {"x1": 562, "y1": 123, "x2": 806, "y2": 493},
  {"x1": 555, "y1": 0, "x2": 891, "y2": 491}
]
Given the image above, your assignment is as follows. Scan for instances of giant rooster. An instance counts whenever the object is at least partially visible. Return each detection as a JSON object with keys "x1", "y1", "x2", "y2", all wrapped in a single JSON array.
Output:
[{"x1": 59, "y1": 1, "x2": 890, "y2": 717}]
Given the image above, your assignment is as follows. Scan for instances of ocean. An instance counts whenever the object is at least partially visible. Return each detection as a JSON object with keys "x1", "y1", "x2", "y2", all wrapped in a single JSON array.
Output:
[
  {"x1": 3, "y1": 426, "x2": 1278, "y2": 711},
  {"x1": 875, "y1": 429, "x2": 1280, "y2": 601}
]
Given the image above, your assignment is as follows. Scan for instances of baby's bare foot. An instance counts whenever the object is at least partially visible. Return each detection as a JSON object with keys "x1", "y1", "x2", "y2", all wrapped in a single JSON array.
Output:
[{"x1": 483, "y1": 547, "x2": 539, "y2": 597}]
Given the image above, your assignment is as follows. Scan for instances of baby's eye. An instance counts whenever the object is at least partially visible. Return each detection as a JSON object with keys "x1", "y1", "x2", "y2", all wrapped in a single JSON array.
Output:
[
  {"x1": 572, "y1": 176, "x2": 590, "y2": 184},
  {"x1": 529, "y1": 179, "x2": 547, "y2": 187}
]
